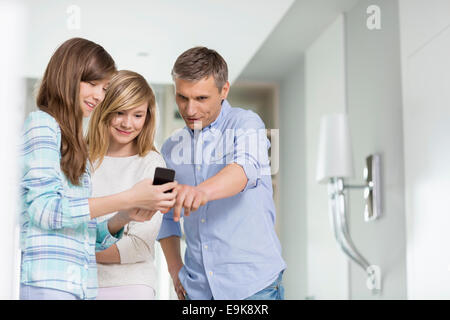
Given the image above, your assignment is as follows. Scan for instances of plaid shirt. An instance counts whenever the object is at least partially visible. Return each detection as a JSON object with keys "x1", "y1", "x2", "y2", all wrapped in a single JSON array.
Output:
[{"x1": 20, "y1": 111, "x2": 121, "y2": 300}]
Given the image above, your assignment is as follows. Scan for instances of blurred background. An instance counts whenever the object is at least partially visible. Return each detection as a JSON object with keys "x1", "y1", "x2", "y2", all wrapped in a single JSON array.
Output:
[{"x1": 1, "y1": 0, "x2": 449, "y2": 299}]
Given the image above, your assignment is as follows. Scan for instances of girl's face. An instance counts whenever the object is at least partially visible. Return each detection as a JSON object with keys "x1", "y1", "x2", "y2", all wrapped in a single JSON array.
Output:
[
  {"x1": 108, "y1": 103, "x2": 148, "y2": 153},
  {"x1": 79, "y1": 79, "x2": 110, "y2": 117}
]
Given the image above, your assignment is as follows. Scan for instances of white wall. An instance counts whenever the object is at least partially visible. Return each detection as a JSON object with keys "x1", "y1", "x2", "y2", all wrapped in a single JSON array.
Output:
[
  {"x1": 304, "y1": 15, "x2": 350, "y2": 300},
  {"x1": 345, "y1": 0, "x2": 407, "y2": 299},
  {"x1": 22, "y1": 0, "x2": 293, "y2": 84},
  {"x1": 278, "y1": 56, "x2": 307, "y2": 299},
  {"x1": 300, "y1": 1, "x2": 408, "y2": 299},
  {"x1": 399, "y1": 0, "x2": 450, "y2": 299},
  {"x1": 0, "y1": 0, "x2": 26, "y2": 299}
]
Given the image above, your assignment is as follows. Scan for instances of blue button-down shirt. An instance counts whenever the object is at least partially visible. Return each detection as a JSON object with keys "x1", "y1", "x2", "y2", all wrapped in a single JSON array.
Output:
[{"x1": 157, "y1": 100, "x2": 286, "y2": 300}]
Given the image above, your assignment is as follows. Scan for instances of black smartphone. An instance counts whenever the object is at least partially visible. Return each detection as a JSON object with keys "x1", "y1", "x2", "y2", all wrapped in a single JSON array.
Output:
[{"x1": 153, "y1": 167, "x2": 176, "y2": 193}]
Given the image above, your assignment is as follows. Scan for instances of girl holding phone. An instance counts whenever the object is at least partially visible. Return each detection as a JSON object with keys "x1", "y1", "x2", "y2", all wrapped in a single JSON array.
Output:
[
  {"x1": 87, "y1": 70, "x2": 167, "y2": 300},
  {"x1": 20, "y1": 39, "x2": 177, "y2": 300}
]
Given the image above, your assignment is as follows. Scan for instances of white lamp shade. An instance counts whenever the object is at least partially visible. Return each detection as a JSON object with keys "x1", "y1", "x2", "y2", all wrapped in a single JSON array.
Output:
[{"x1": 316, "y1": 113, "x2": 354, "y2": 183}]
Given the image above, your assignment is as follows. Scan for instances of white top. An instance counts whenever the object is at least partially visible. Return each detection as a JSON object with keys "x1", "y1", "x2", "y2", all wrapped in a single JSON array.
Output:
[{"x1": 91, "y1": 151, "x2": 165, "y2": 289}]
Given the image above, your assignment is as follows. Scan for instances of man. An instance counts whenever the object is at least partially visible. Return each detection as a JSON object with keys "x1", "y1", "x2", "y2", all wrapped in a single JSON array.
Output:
[{"x1": 157, "y1": 47, "x2": 286, "y2": 300}]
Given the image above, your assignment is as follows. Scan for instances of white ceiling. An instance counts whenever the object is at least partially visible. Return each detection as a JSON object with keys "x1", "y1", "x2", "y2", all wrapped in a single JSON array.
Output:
[
  {"x1": 22, "y1": 0, "x2": 294, "y2": 84},
  {"x1": 238, "y1": 0, "x2": 359, "y2": 82}
]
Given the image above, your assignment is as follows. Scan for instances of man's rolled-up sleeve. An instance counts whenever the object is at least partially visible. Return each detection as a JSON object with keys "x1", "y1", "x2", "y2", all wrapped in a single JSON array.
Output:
[
  {"x1": 157, "y1": 208, "x2": 182, "y2": 241},
  {"x1": 232, "y1": 112, "x2": 271, "y2": 192},
  {"x1": 158, "y1": 142, "x2": 183, "y2": 241}
]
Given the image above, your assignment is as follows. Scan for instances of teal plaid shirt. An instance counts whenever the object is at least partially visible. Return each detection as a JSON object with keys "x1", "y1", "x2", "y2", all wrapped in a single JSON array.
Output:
[{"x1": 20, "y1": 111, "x2": 122, "y2": 300}]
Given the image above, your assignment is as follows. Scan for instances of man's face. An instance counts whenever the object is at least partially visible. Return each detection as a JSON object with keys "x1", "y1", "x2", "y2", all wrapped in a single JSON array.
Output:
[{"x1": 175, "y1": 76, "x2": 229, "y2": 130}]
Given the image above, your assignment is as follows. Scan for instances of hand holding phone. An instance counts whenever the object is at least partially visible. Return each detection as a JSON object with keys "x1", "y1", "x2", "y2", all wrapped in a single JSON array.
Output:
[{"x1": 153, "y1": 167, "x2": 176, "y2": 193}]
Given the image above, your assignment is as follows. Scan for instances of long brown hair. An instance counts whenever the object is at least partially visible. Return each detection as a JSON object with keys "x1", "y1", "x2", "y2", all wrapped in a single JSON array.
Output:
[
  {"x1": 36, "y1": 38, "x2": 116, "y2": 185},
  {"x1": 87, "y1": 70, "x2": 157, "y2": 169}
]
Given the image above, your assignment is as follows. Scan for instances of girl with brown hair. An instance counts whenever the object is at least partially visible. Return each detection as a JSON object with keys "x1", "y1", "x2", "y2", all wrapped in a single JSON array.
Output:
[
  {"x1": 87, "y1": 70, "x2": 166, "y2": 300},
  {"x1": 20, "y1": 38, "x2": 177, "y2": 300}
]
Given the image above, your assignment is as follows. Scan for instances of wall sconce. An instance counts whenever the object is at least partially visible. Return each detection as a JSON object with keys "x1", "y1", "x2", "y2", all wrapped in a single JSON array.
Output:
[{"x1": 316, "y1": 114, "x2": 381, "y2": 293}]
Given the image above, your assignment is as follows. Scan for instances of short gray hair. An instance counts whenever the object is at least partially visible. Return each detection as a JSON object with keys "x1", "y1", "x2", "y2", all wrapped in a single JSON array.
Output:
[{"x1": 171, "y1": 46, "x2": 228, "y2": 91}]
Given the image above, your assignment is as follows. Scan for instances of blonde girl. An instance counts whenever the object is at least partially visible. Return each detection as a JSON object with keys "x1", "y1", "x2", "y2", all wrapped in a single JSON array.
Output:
[{"x1": 88, "y1": 70, "x2": 167, "y2": 300}]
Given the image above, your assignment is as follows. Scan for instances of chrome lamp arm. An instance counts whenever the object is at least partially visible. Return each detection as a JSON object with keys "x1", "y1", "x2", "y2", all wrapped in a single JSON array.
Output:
[
  {"x1": 326, "y1": 154, "x2": 382, "y2": 294},
  {"x1": 328, "y1": 178, "x2": 370, "y2": 271}
]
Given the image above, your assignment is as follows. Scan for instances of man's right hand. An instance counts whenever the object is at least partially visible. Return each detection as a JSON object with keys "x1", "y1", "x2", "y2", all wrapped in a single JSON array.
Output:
[
  {"x1": 170, "y1": 265, "x2": 186, "y2": 300},
  {"x1": 160, "y1": 236, "x2": 186, "y2": 300}
]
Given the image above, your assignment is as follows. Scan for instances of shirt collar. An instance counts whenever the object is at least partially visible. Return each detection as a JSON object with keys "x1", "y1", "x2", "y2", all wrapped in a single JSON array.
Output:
[{"x1": 210, "y1": 99, "x2": 231, "y2": 129}]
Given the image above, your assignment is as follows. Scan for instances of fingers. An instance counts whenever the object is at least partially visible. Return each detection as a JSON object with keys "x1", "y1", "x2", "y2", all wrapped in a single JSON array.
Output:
[
  {"x1": 176, "y1": 286, "x2": 185, "y2": 300},
  {"x1": 180, "y1": 282, "x2": 186, "y2": 296},
  {"x1": 173, "y1": 191, "x2": 186, "y2": 222},
  {"x1": 159, "y1": 190, "x2": 178, "y2": 201},
  {"x1": 147, "y1": 184, "x2": 208, "y2": 222},
  {"x1": 174, "y1": 281, "x2": 186, "y2": 300},
  {"x1": 159, "y1": 181, "x2": 178, "y2": 193},
  {"x1": 157, "y1": 200, "x2": 177, "y2": 209},
  {"x1": 131, "y1": 209, "x2": 156, "y2": 222},
  {"x1": 191, "y1": 196, "x2": 202, "y2": 212},
  {"x1": 177, "y1": 290, "x2": 185, "y2": 300},
  {"x1": 183, "y1": 193, "x2": 195, "y2": 217},
  {"x1": 169, "y1": 186, "x2": 208, "y2": 221},
  {"x1": 127, "y1": 208, "x2": 139, "y2": 216}
]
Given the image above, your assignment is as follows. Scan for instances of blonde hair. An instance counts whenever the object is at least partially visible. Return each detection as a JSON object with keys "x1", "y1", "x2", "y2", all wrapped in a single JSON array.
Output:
[{"x1": 87, "y1": 70, "x2": 157, "y2": 169}]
